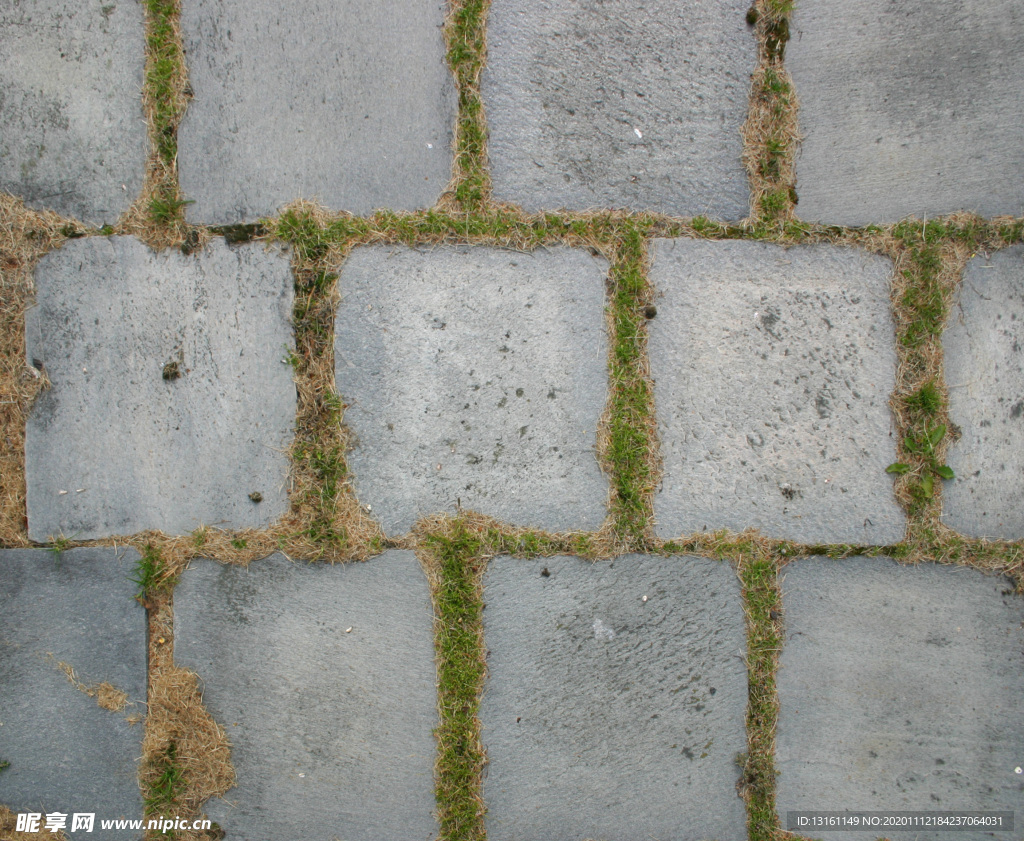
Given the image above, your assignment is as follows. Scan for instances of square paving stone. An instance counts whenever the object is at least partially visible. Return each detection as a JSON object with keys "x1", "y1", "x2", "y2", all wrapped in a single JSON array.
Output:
[
  {"x1": 25, "y1": 236, "x2": 295, "y2": 540},
  {"x1": 481, "y1": 0, "x2": 756, "y2": 218},
  {"x1": 776, "y1": 557, "x2": 1024, "y2": 839},
  {"x1": 177, "y1": 0, "x2": 455, "y2": 223},
  {"x1": 481, "y1": 555, "x2": 748, "y2": 841},
  {"x1": 334, "y1": 245, "x2": 609, "y2": 535},
  {"x1": 788, "y1": 0, "x2": 1024, "y2": 226},
  {"x1": 173, "y1": 551, "x2": 438, "y2": 841},
  {"x1": 943, "y1": 245, "x2": 1024, "y2": 539},
  {"x1": 0, "y1": 548, "x2": 146, "y2": 837},
  {"x1": 0, "y1": 0, "x2": 147, "y2": 225},
  {"x1": 649, "y1": 240, "x2": 904, "y2": 545}
]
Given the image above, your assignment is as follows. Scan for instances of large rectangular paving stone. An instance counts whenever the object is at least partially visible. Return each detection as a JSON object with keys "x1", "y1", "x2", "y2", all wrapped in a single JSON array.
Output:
[
  {"x1": 481, "y1": 0, "x2": 755, "y2": 218},
  {"x1": 0, "y1": 0, "x2": 147, "y2": 225},
  {"x1": 481, "y1": 555, "x2": 748, "y2": 841},
  {"x1": 777, "y1": 557, "x2": 1024, "y2": 839},
  {"x1": 335, "y1": 246, "x2": 608, "y2": 534},
  {"x1": 25, "y1": 237, "x2": 295, "y2": 540},
  {"x1": 0, "y1": 549, "x2": 146, "y2": 837},
  {"x1": 177, "y1": 0, "x2": 455, "y2": 223},
  {"x1": 649, "y1": 240, "x2": 904, "y2": 544},
  {"x1": 943, "y1": 245, "x2": 1024, "y2": 539},
  {"x1": 174, "y1": 551, "x2": 437, "y2": 841},
  {"x1": 788, "y1": 0, "x2": 1024, "y2": 226}
]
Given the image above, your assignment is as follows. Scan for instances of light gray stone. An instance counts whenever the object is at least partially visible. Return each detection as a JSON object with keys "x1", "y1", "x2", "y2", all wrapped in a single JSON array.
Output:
[
  {"x1": 481, "y1": 555, "x2": 748, "y2": 841},
  {"x1": 173, "y1": 551, "x2": 437, "y2": 841},
  {"x1": 649, "y1": 240, "x2": 904, "y2": 544},
  {"x1": 777, "y1": 557, "x2": 1024, "y2": 839},
  {"x1": 335, "y1": 245, "x2": 609, "y2": 534},
  {"x1": 943, "y1": 246, "x2": 1024, "y2": 539},
  {"x1": 788, "y1": 0, "x2": 1024, "y2": 226},
  {"x1": 25, "y1": 237, "x2": 295, "y2": 540},
  {"x1": 0, "y1": 549, "x2": 146, "y2": 837},
  {"x1": 177, "y1": 0, "x2": 455, "y2": 223},
  {"x1": 481, "y1": 0, "x2": 755, "y2": 218},
  {"x1": 0, "y1": 0, "x2": 147, "y2": 225}
]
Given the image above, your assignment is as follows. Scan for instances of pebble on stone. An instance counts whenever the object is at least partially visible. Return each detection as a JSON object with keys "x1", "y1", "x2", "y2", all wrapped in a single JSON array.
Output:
[
  {"x1": 481, "y1": 0, "x2": 756, "y2": 218},
  {"x1": 0, "y1": 549, "x2": 146, "y2": 837},
  {"x1": 173, "y1": 551, "x2": 438, "y2": 841},
  {"x1": 25, "y1": 237, "x2": 295, "y2": 540},
  {"x1": 334, "y1": 245, "x2": 609, "y2": 535},
  {"x1": 649, "y1": 239, "x2": 905, "y2": 544},
  {"x1": 177, "y1": 0, "x2": 455, "y2": 223},
  {"x1": 0, "y1": 0, "x2": 147, "y2": 225},
  {"x1": 776, "y1": 557, "x2": 1024, "y2": 840},
  {"x1": 943, "y1": 245, "x2": 1024, "y2": 539},
  {"x1": 788, "y1": 0, "x2": 1024, "y2": 226},
  {"x1": 480, "y1": 555, "x2": 748, "y2": 841}
]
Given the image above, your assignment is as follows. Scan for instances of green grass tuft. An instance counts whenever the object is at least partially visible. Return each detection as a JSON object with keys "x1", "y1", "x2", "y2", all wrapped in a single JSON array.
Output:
[
  {"x1": 144, "y1": 742, "x2": 186, "y2": 816},
  {"x1": 130, "y1": 544, "x2": 177, "y2": 601}
]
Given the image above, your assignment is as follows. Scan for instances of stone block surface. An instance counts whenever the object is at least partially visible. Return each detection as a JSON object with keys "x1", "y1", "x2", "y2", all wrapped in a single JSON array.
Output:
[
  {"x1": 335, "y1": 245, "x2": 608, "y2": 534},
  {"x1": 0, "y1": 0, "x2": 147, "y2": 225},
  {"x1": 481, "y1": 0, "x2": 755, "y2": 218},
  {"x1": 649, "y1": 240, "x2": 904, "y2": 544},
  {"x1": 173, "y1": 551, "x2": 437, "y2": 841},
  {"x1": 25, "y1": 237, "x2": 295, "y2": 540},
  {"x1": 0, "y1": 549, "x2": 146, "y2": 837},
  {"x1": 788, "y1": 0, "x2": 1024, "y2": 225},
  {"x1": 177, "y1": 0, "x2": 455, "y2": 223},
  {"x1": 776, "y1": 557, "x2": 1024, "y2": 839},
  {"x1": 943, "y1": 245, "x2": 1024, "y2": 539},
  {"x1": 480, "y1": 555, "x2": 748, "y2": 841}
]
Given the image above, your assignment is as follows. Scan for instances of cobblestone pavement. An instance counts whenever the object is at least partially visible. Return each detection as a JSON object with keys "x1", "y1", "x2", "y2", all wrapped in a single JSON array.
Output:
[{"x1": 1, "y1": 2, "x2": 1022, "y2": 840}]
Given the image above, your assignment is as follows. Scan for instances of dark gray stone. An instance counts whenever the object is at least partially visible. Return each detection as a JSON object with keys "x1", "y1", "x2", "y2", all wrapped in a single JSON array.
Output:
[
  {"x1": 480, "y1": 555, "x2": 748, "y2": 841},
  {"x1": 649, "y1": 240, "x2": 904, "y2": 544},
  {"x1": 335, "y1": 245, "x2": 609, "y2": 535},
  {"x1": 777, "y1": 557, "x2": 1024, "y2": 840},
  {"x1": 0, "y1": 0, "x2": 147, "y2": 225},
  {"x1": 943, "y1": 245, "x2": 1024, "y2": 539},
  {"x1": 788, "y1": 0, "x2": 1024, "y2": 225},
  {"x1": 177, "y1": 0, "x2": 456, "y2": 223},
  {"x1": 173, "y1": 551, "x2": 438, "y2": 841},
  {"x1": 481, "y1": 0, "x2": 755, "y2": 218},
  {"x1": 25, "y1": 237, "x2": 295, "y2": 540},
  {"x1": 0, "y1": 548, "x2": 146, "y2": 838}
]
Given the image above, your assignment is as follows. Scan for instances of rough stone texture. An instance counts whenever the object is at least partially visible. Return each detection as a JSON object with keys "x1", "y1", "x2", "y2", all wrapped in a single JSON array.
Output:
[
  {"x1": 943, "y1": 246, "x2": 1024, "y2": 539},
  {"x1": 174, "y1": 551, "x2": 437, "y2": 841},
  {"x1": 0, "y1": 549, "x2": 146, "y2": 837},
  {"x1": 777, "y1": 557, "x2": 1024, "y2": 840},
  {"x1": 481, "y1": 0, "x2": 755, "y2": 218},
  {"x1": 25, "y1": 237, "x2": 295, "y2": 540},
  {"x1": 649, "y1": 240, "x2": 904, "y2": 544},
  {"x1": 177, "y1": 0, "x2": 455, "y2": 223},
  {"x1": 481, "y1": 555, "x2": 748, "y2": 841},
  {"x1": 335, "y1": 245, "x2": 608, "y2": 534},
  {"x1": 0, "y1": 0, "x2": 147, "y2": 225},
  {"x1": 788, "y1": 0, "x2": 1024, "y2": 226}
]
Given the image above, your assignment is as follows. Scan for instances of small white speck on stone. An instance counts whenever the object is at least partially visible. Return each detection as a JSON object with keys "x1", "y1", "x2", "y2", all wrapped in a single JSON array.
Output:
[
  {"x1": 592, "y1": 618, "x2": 615, "y2": 641},
  {"x1": 642, "y1": 595, "x2": 648, "y2": 602},
  {"x1": 633, "y1": 127, "x2": 643, "y2": 138}
]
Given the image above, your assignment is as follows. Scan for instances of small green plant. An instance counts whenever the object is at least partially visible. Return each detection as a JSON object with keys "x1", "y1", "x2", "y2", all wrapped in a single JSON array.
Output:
[
  {"x1": 144, "y1": 742, "x2": 185, "y2": 815},
  {"x1": 192, "y1": 526, "x2": 208, "y2": 548},
  {"x1": 0, "y1": 758, "x2": 9, "y2": 773},
  {"x1": 230, "y1": 538, "x2": 247, "y2": 550},
  {"x1": 887, "y1": 420, "x2": 955, "y2": 498},
  {"x1": 149, "y1": 194, "x2": 193, "y2": 225},
  {"x1": 130, "y1": 544, "x2": 176, "y2": 601},
  {"x1": 49, "y1": 534, "x2": 72, "y2": 556}
]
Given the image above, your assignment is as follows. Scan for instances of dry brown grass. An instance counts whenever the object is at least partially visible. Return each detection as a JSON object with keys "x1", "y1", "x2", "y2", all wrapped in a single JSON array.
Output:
[
  {"x1": 0, "y1": 806, "x2": 69, "y2": 840},
  {"x1": 52, "y1": 658, "x2": 132, "y2": 714}
]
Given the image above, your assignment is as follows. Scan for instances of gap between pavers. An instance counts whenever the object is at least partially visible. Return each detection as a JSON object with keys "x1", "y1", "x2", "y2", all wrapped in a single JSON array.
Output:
[
  {"x1": 0, "y1": 548, "x2": 146, "y2": 839},
  {"x1": 173, "y1": 551, "x2": 438, "y2": 841},
  {"x1": 24, "y1": 236, "x2": 295, "y2": 540}
]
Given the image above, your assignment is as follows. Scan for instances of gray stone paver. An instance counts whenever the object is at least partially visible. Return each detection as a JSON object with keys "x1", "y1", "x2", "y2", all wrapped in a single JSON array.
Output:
[
  {"x1": 0, "y1": 0, "x2": 147, "y2": 226},
  {"x1": 482, "y1": 0, "x2": 756, "y2": 218},
  {"x1": 25, "y1": 236, "x2": 295, "y2": 540},
  {"x1": 943, "y1": 245, "x2": 1024, "y2": 539},
  {"x1": 177, "y1": 0, "x2": 456, "y2": 223},
  {"x1": 649, "y1": 240, "x2": 905, "y2": 545},
  {"x1": 335, "y1": 245, "x2": 609, "y2": 535},
  {"x1": 776, "y1": 557, "x2": 1024, "y2": 840},
  {"x1": 481, "y1": 555, "x2": 748, "y2": 841},
  {"x1": 0, "y1": 549, "x2": 146, "y2": 837},
  {"x1": 788, "y1": 0, "x2": 1024, "y2": 226},
  {"x1": 173, "y1": 551, "x2": 438, "y2": 841}
]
